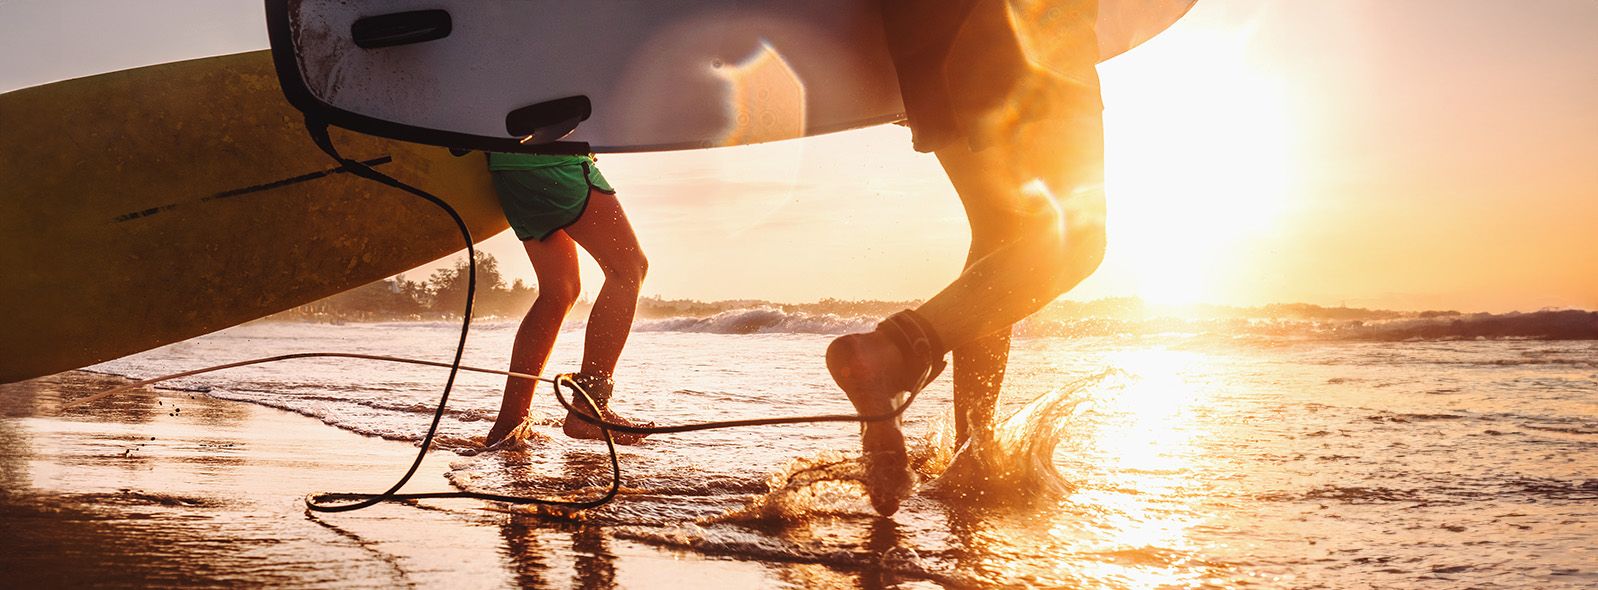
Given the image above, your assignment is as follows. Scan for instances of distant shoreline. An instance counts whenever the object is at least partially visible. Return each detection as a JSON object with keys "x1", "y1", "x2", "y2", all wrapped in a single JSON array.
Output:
[{"x1": 263, "y1": 297, "x2": 1598, "y2": 342}]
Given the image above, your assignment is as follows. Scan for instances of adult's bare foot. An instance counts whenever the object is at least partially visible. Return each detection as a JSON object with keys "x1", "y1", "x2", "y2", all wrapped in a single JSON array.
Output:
[
  {"x1": 561, "y1": 373, "x2": 653, "y2": 445},
  {"x1": 828, "y1": 329, "x2": 918, "y2": 517}
]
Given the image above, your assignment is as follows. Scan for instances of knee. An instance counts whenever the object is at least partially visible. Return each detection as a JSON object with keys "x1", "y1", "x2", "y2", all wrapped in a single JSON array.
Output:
[
  {"x1": 1028, "y1": 215, "x2": 1106, "y2": 296},
  {"x1": 1051, "y1": 185, "x2": 1107, "y2": 286},
  {"x1": 1065, "y1": 224, "x2": 1107, "y2": 280},
  {"x1": 604, "y1": 252, "x2": 649, "y2": 289},
  {"x1": 537, "y1": 276, "x2": 581, "y2": 311}
]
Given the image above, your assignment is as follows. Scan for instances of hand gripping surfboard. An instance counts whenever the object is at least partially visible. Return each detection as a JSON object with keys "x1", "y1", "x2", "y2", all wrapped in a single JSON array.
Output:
[{"x1": 266, "y1": 0, "x2": 1196, "y2": 153}]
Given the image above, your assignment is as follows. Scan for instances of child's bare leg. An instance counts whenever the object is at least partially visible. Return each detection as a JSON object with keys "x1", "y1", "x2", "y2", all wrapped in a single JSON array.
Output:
[
  {"x1": 563, "y1": 191, "x2": 648, "y2": 380},
  {"x1": 486, "y1": 233, "x2": 581, "y2": 447},
  {"x1": 559, "y1": 190, "x2": 653, "y2": 443}
]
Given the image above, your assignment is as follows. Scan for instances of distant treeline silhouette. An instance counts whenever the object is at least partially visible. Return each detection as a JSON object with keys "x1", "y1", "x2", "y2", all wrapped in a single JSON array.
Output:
[
  {"x1": 274, "y1": 252, "x2": 536, "y2": 321},
  {"x1": 273, "y1": 252, "x2": 929, "y2": 322}
]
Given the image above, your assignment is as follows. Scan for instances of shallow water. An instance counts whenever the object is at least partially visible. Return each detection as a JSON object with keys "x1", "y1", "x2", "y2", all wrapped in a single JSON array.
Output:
[{"x1": 90, "y1": 320, "x2": 1598, "y2": 588}]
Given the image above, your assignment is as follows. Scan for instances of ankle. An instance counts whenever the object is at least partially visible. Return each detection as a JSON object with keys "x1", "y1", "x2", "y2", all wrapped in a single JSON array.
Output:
[
  {"x1": 877, "y1": 310, "x2": 946, "y2": 373},
  {"x1": 493, "y1": 411, "x2": 529, "y2": 427}
]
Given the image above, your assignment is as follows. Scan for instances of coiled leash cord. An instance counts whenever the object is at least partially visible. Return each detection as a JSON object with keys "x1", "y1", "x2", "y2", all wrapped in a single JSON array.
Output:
[
  {"x1": 62, "y1": 120, "x2": 928, "y2": 513},
  {"x1": 302, "y1": 119, "x2": 576, "y2": 512}
]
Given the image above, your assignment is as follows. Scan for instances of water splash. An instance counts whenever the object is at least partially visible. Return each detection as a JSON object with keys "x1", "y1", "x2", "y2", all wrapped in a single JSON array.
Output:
[
  {"x1": 715, "y1": 371, "x2": 1112, "y2": 523},
  {"x1": 707, "y1": 450, "x2": 874, "y2": 523},
  {"x1": 453, "y1": 417, "x2": 552, "y2": 456},
  {"x1": 924, "y1": 371, "x2": 1108, "y2": 507}
]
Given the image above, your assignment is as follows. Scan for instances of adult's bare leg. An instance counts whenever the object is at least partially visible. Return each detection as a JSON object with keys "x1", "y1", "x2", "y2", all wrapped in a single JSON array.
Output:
[
  {"x1": 917, "y1": 113, "x2": 1107, "y2": 349},
  {"x1": 828, "y1": 113, "x2": 1105, "y2": 515},
  {"x1": 953, "y1": 329, "x2": 1009, "y2": 449},
  {"x1": 486, "y1": 233, "x2": 582, "y2": 447},
  {"x1": 559, "y1": 190, "x2": 653, "y2": 442},
  {"x1": 939, "y1": 113, "x2": 1106, "y2": 453},
  {"x1": 837, "y1": 0, "x2": 1106, "y2": 517},
  {"x1": 830, "y1": 115, "x2": 1105, "y2": 386},
  {"x1": 947, "y1": 177, "x2": 1031, "y2": 450}
]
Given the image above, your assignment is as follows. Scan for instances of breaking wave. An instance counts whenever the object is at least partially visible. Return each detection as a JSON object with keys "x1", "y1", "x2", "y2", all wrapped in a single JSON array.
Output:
[
  {"x1": 632, "y1": 307, "x2": 877, "y2": 335},
  {"x1": 1313, "y1": 309, "x2": 1598, "y2": 341},
  {"x1": 622, "y1": 307, "x2": 1598, "y2": 341}
]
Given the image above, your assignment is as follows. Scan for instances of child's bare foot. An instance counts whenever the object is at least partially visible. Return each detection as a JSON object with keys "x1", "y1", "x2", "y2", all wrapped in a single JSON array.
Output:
[
  {"x1": 484, "y1": 415, "x2": 539, "y2": 450},
  {"x1": 828, "y1": 329, "x2": 918, "y2": 516},
  {"x1": 561, "y1": 373, "x2": 653, "y2": 445}
]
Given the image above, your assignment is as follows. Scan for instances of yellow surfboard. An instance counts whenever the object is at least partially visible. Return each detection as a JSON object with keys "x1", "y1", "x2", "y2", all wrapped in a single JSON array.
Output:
[{"x1": 0, "y1": 51, "x2": 507, "y2": 384}]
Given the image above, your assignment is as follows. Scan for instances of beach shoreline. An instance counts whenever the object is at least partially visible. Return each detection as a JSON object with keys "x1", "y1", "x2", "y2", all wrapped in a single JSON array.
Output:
[
  {"x1": 0, "y1": 371, "x2": 839, "y2": 589},
  {"x1": 7, "y1": 330, "x2": 1595, "y2": 588}
]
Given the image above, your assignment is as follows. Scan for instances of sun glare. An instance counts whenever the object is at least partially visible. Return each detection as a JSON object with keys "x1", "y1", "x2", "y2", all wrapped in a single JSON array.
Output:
[{"x1": 1099, "y1": 17, "x2": 1294, "y2": 306}]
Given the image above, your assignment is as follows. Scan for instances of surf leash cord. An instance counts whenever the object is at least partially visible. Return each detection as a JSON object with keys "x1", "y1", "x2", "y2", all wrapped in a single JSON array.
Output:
[
  {"x1": 64, "y1": 352, "x2": 929, "y2": 433},
  {"x1": 299, "y1": 119, "x2": 629, "y2": 512},
  {"x1": 68, "y1": 120, "x2": 926, "y2": 513},
  {"x1": 63, "y1": 350, "x2": 930, "y2": 510}
]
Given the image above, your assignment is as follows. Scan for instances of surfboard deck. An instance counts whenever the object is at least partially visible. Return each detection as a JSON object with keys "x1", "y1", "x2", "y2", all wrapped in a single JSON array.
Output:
[
  {"x1": 267, "y1": 0, "x2": 1196, "y2": 153},
  {"x1": 0, "y1": 51, "x2": 507, "y2": 384}
]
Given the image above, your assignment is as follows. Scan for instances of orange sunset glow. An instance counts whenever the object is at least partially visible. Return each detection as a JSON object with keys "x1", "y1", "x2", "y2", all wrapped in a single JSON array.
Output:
[
  {"x1": 4, "y1": 2, "x2": 1592, "y2": 312},
  {"x1": 451, "y1": 1, "x2": 1592, "y2": 313},
  {"x1": 5, "y1": 2, "x2": 1598, "y2": 588}
]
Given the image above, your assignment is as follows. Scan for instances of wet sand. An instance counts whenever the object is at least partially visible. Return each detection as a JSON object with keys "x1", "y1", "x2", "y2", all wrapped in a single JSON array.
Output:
[{"x1": 0, "y1": 372, "x2": 879, "y2": 589}]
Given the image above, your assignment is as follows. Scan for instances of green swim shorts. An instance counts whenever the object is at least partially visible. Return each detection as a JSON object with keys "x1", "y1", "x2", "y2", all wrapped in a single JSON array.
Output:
[{"x1": 487, "y1": 153, "x2": 615, "y2": 241}]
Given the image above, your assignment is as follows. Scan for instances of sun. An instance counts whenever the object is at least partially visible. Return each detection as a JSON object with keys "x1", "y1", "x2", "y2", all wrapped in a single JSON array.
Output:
[{"x1": 1098, "y1": 16, "x2": 1294, "y2": 306}]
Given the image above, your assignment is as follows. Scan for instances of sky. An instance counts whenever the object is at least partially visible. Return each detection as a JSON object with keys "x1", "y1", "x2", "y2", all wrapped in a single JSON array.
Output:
[{"x1": 3, "y1": 1, "x2": 1595, "y2": 312}]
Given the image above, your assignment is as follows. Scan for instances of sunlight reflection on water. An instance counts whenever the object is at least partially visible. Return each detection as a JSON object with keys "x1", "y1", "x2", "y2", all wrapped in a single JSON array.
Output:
[{"x1": 94, "y1": 325, "x2": 1598, "y2": 587}]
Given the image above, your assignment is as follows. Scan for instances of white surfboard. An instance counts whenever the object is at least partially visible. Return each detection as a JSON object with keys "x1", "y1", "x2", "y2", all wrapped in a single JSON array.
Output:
[{"x1": 267, "y1": 1, "x2": 1196, "y2": 153}]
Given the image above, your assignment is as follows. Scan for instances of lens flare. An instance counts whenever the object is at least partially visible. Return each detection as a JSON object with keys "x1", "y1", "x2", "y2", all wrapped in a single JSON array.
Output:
[{"x1": 714, "y1": 41, "x2": 807, "y2": 147}]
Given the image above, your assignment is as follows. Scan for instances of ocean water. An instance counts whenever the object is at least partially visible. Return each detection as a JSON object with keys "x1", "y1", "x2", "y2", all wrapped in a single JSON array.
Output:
[{"x1": 90, "y1": 312, "x2": 1598, "y2": 588}]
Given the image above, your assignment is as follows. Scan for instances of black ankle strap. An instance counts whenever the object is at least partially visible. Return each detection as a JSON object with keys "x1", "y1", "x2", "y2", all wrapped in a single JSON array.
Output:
[{"x1": 878, "y1": 310, "x2": 948, "y2": 393}]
